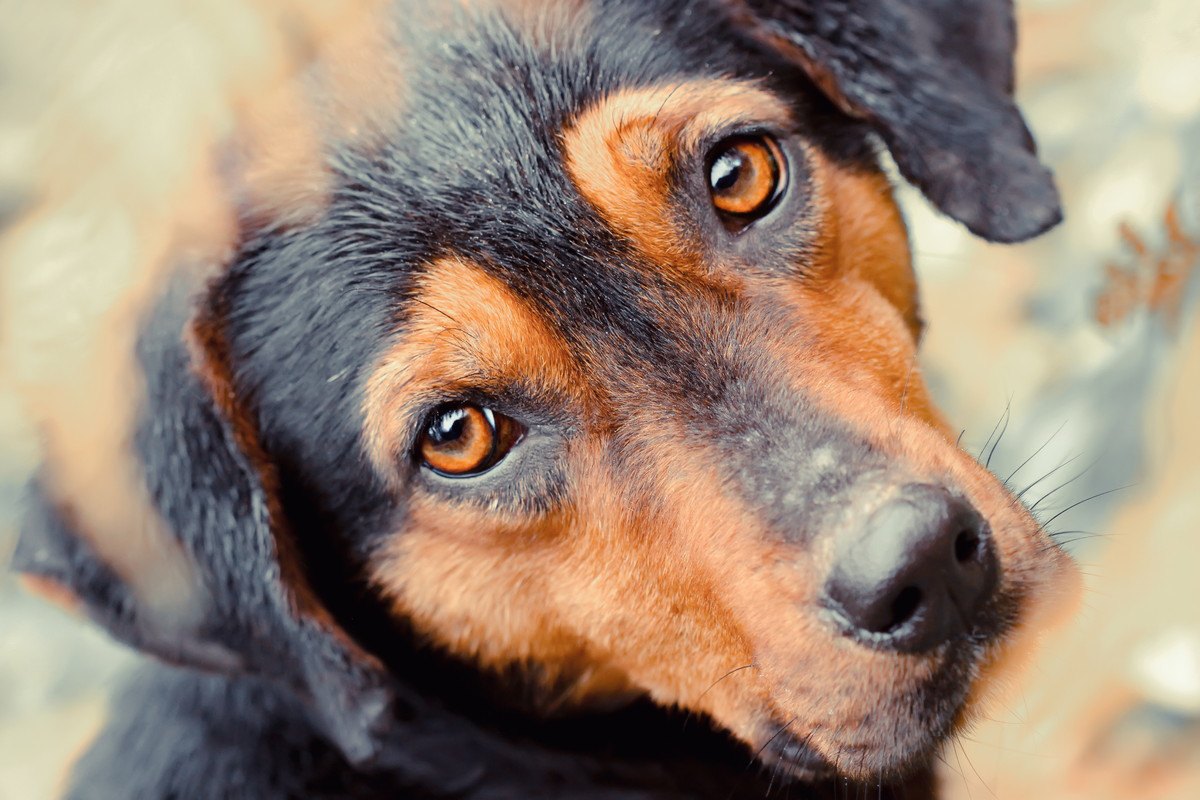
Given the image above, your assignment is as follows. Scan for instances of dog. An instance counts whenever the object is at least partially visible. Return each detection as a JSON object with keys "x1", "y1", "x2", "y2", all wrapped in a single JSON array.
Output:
[{"x1": 12, "y1": 0, "x2": 1079, "y2": 797}]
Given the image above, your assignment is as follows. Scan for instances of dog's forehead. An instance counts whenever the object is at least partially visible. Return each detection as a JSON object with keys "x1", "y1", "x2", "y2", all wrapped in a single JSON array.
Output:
[
  {"x1": 223, "y1": 0, "x2": 813, "y2": 489},
  {"x1": 333, "y1": 1, "x2": 794, "y2": 347},
  {"x1": 379, "y1": 0, "x2": 754, "y2": 222}
]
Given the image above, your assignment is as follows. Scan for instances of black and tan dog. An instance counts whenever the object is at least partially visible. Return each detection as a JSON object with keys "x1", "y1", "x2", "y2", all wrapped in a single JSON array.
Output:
[{"x1": 13, "y1": 0, "x2": 1078, "y2": 797}]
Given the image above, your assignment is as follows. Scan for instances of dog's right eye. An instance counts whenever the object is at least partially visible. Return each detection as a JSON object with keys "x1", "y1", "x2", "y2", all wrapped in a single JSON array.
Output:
[
  {"x1": 418, "y1": 404, "x2": 524, "y2": 477},
  {"x1": 706, "y1": 134, "x2": 786, "y2": 231}
]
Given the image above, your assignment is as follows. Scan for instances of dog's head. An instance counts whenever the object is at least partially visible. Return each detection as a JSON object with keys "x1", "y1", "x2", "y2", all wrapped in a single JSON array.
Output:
[{"x1": 14, "y1": 0, "x2": 1077, "y2": 783}]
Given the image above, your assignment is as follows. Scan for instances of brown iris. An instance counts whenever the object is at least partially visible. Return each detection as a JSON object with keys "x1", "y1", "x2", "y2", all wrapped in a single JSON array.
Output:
[
  {"x1": 418, "y1": 404, "x2": 523, "y2": 476},
  {"x1": 707, "y1": 134, "x2": 785, "y2": 223}
]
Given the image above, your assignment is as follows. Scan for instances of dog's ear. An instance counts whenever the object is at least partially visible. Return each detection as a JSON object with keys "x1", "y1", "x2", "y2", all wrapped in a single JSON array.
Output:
[
  {"x1": 12, "y1": 270, "x2": 395, "y2": 764},
  {"x1": 733, "y1": 0, "x2": 1061, "y2": 243}
]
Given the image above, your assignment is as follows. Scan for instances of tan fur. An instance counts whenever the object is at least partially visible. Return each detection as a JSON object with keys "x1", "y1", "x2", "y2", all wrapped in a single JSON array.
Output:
[{"x1": 818, "y1": 155, "x2": 923, "y2": 339}]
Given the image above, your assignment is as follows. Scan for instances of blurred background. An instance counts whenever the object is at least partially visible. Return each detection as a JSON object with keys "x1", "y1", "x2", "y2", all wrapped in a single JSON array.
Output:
[{"x1": 1, "y1": 0, "x2": 1198, "y2": 797}]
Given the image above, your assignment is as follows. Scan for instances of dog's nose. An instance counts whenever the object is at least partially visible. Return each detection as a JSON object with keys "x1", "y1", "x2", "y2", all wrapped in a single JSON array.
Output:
[{"x1": 823, "y1": 485, "x2": 998, "y2": 653}]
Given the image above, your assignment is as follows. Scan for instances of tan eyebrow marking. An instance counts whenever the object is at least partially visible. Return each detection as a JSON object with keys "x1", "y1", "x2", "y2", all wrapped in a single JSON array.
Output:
[
  {"x1": 360, "y1": 256, "x2": 580, "y2": 483},
  {"x1": 561, "y1": 80, "x2": 793, "y2": 272}
]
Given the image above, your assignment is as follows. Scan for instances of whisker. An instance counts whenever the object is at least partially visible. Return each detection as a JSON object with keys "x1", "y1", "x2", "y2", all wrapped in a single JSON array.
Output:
[
  {"x1": 699, "y1": 663, "x2": 756, "y2": 700},
  {"x1": 956, "y1": 738, "x2": 996, "y2": 800},
  {"x1": 1014, "y1": 451, "x2": 1084, "y2": 503},
  {"x1": 650, "y1": 82, "x2": 686, "y2": 129},
  {"x1": 1048, "y1": 528, "x2": 1106, "y2": 539},
  {"x1": 977, "y1": 400, "x2": 1011, "y2": 463},
  {"x1": 1039, "y1": 484, "x2": 1137, "y2": 529},
  {"x1": 411, "y1": 297, "x2": 461, "y2": 325},
  {"x1": 954, "y1": 733, "x2": 1042, "y2": 757},
  {"x1": 1002, "y1": 419, "x2": 1068, "y2": 486},
  {"x1": 951, "y1": 740, "x2": 973, "y2": 800},
  {"x1": 984, "y1": 398, "x2": 1012, "y2": 469},
  {"x1": 935, "y1": 753, "x2": 965, "y2": 786},
  {"x1": 684, "y1": 662, "x2": 755, "y2": 731},
  {"x1": 766, "y1": 744, "x2": 784, "y2": 796},
  {"x1": 748, "y1": 717, "x2": 798, "y2": 769},
  {"x1": 1042, "y1": 534, "x2": 1108, "y2": 553},
  {"x1": 1028, "y1": 453, "x2": 1105, "y2": 513}
]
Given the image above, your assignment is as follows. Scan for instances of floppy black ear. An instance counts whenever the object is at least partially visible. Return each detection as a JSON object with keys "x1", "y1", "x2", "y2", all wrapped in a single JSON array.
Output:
[
  {"x1": 12, "y1": 270, "x2": 395, "y2": 764},
  {"x1": 733, "y1": 0, "x2": 1061, "y2": 243}
]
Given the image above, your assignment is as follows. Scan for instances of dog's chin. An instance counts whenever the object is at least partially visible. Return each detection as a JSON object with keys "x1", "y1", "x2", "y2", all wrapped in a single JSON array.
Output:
[
  {"x1": 755, "y1": 633, "x2": 992, "y2": 782},
  {"x1": 758, "y1": 706, "x2": 951, "y2": 784},
  {"x1": 757, "y1": 703, "x2": 953, "y2": 783}
]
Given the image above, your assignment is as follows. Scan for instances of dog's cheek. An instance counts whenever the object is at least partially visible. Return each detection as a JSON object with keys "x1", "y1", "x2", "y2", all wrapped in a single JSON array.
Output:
[
  {"x1": 371, "y1": 501, "x2": 581, "y2": 667},
  {"x1": 369, "y1": 452, "x2": 773, "y2": 733},
  {"x1": 560, "y1": 450, "x2": 799, "y2": 742},
  {"x1": 370, "y1": 498, "x2": 696, "y2": 714},
  {"x1": 815, "y1": 156, "x2": 921, "y2": 341},
  {"x1": 766, "y1": 275, "x2": 946, "y2": 435}
]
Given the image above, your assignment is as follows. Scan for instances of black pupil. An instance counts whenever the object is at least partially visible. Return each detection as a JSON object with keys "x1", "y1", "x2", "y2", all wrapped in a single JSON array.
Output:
[
  {"x1": 429, "y1": 408, "x2": 469, "y2": 445},
  {"x1": 710, "y1": 150, "x2": 745, "y2": 192}
]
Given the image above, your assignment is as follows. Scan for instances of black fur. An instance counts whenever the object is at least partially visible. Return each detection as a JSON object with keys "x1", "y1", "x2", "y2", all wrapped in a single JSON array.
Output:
[{"x1": 736, "y1": 0, "x2": 1062, "y2": 242}]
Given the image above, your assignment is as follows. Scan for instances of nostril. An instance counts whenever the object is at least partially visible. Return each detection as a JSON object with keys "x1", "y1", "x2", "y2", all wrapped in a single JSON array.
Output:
[
  {"x1": 954, "y1": 529, "x2": 980, "y2": 563},
  {"x1": 884, "y1": 586, "x2": 922, "y2": 633},
  {"x1": 822, "y1": 484, "x2": 1000, "y2": 653}
]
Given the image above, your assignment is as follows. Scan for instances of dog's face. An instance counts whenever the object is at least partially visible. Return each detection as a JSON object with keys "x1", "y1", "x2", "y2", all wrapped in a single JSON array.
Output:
[{"x1": 16, "y1": 0, "x2": 1076, "y2": 784}]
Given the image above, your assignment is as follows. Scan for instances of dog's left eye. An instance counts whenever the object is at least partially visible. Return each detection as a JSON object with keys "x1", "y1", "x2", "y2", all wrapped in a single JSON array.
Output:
[
  {"x1": 706, "y1": 134, "x2": 786, "y2": 228},
  {"x1": 418, "y1": 404, "x2": 524, "y2": 477}
]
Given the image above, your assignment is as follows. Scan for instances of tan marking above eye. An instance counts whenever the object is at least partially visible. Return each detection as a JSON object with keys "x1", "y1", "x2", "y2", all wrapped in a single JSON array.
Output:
[
  {"x1": 361, "y1": 257, "x2": 582, "y2": 486},
  {"x1": 561, "y1": 81, "x2": 794, "y2": 270},
  {"x1": 418, "y1": 404, "x2": 523, "y2": 476},
  {"x1": 707, "y1": 135, "x2": 784, "y2": 220}
]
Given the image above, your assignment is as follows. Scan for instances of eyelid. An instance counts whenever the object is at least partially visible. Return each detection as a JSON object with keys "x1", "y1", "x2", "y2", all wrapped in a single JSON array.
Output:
[
  {"x1": 684, "y1": 122, "x2": 782, "y2": 162},
  {"x1": 399, "y1": 385, "x2": 546, "y2": 452},
  {"x1": 380, "y1": 390, "x2": 470, "y2": 465},
  {"x1": 672, "y1": 124, "x2": 789, "y2": 202}
]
